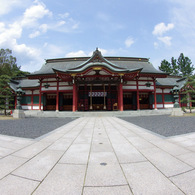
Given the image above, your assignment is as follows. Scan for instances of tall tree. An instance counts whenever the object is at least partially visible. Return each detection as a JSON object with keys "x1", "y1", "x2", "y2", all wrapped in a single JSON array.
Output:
[
  {"x1": 180, "y1": 75, "x2": 195, "y2": 112},
  {"x1": 159, "y1": 59, "x2": 172, "y2": 74},
  {"x1": 0, "y1": 75, "x2": 14, "y2": 115},
  {"x1": 0, "y1": 48, "x2": 29, "y2": 77},
  {"x1": 177, "y1": 53, "x2": 194, "y2": 77},
  {"x1": 171, "y1": 57, "x2": 179, "y2": 76},
  {"x1": 159, "y1": 53, "x2": 194, "y2": 77}
]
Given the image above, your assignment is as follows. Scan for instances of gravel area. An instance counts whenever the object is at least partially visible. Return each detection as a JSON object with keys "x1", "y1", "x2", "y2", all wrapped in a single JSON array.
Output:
[
  {"x1": 0, "y1": 117, "x2": 76, "y2": 139},
  {"x1": 120, "y1": 115, "x2": 195, "y2": 137},
  {"x1": 0, "y1": 115, "x2": 194, "y2": 139}
]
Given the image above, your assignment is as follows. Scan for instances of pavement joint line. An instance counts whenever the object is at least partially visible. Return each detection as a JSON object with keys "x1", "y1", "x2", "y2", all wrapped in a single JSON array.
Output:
[
  {"x1": 101, "y1": 118, "x2": 134, "y2": 194},
  {"x1": 0, "y1": 118, "x2": 89, "y2": 184},
  {"x1": 34, "y1": 117, "x2": 80, "y2": 141},
  {"x1": 0, "y1": 117, "x2": 194, "y2": 194},
  {"x1": 58, "y1": 162, "x2": 87, "y2": 165},
  {"x1": 31, "y1": 117, "x2": 91, "y2": 194},
  {"x1": 111, "y1": 117, "x2": 193, "y2": 160},
  {"x1": 9, "y1": 118, "x2": 84, "y2": 158},
  {"x1": 81, "y1": 117, "x2": 96, "y2": 195},
  {"x1": 116, "y1": 117, "x2": 166, "y2": 139},
  {"x1": 106, "y1": 117, "x2": 191, "y2": 194},
  {"x1": 10, "y1": 173, "x2": 41, "y2": 183},
  {"x1": 168, "y1": 168, "x2": 195, "y2": 178},
  {"x1": 109, "y1": 117, "x2": 189, "y2": 160},
  {"x1": 84, "y1": 184, "x2": 130, "y2": 188},
  {"x1": 120, "y1": 160, "x2": 148, "y2": 165},
  {"x1": 0, "y1": 118, "x2": 83, "y2": 160}
]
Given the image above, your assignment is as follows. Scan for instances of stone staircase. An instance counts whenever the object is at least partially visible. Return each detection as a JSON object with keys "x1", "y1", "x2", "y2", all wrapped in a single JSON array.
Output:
[{"x1": 24, "y1": 109, "x2": 172, "y2": 118}]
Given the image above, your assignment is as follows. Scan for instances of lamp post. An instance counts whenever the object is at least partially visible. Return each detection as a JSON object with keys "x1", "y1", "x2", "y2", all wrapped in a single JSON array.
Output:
[
  {"x1": 13, "y1": 86, "x2": 25, "y2": 118},
  {"x1": 16, "y1": 86, "x2": 25, "y2": 110},
  {"x1": 171, "y1": 85, "x2": 180, "y2": 108}
]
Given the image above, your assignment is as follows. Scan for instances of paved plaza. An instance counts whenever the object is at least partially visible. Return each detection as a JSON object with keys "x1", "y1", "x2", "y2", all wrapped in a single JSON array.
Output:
[{"x1": 0, "y1": 117, "x2": 195, "y2": 194}]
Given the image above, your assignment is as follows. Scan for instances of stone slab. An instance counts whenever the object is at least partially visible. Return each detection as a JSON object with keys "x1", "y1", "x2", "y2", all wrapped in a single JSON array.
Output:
[
  {"x1": 126, "y1": 136, "x2": 154, "y2": 149},
  {"x1": 13, "y1": 141, "x2": 51, "y2": 159},
  {"x1": 177, "y1": 152, "x2": 195, "y2": 168},
  {"x1": 33, "y1": 164, "x2": 86, "y2": 195},
  {"x1": 0, "y1": 147, "x2": 14, "y2": 157},
  {"x1": 83, "y1": 185, "x2": 133, "y2": 195},
  {"x1": 0, "y1": 155, "x2": 27, "y2": 179},
  {"x1": 0, "y1": 139, "x2": 25, "y2": 150},
  {"x1": 112, "y1": 143, "x2": 146, "y2": 163},
  {"x1": 122, "y1": 162, "x2": 184, "y2": 195},
  {"x1": 88, "y1": 152, "x2": 118, "y2": 165},
  {"x1": 13, "y1": 149, "x2": 63, "y2": 181},
  {"x1": 0, "y1": 174, "x2": 39, "y2": 195},
  {"x1": 59, "y1": 144, "x2": 90, "y2": 164},
  {"x1": 47, "y1": 138, "x2": 71, "y2": 151},
  {"x1": 170, "y1": 169, "x2": 195, "y2": 195},
  {"x1": 140, "y1": 147, "x2": 193, "y2": 177},
  {"x1": 85, "y1": 164, "x2": 127, "y2": 186},
  {"x1": 150, "y1": 140, "x2": 190, "y2": 156}
]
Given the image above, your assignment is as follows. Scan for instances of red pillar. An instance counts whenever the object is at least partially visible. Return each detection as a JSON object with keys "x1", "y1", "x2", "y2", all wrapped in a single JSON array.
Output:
[
  {"x1": 56, "y1": 79, "x2": 59, "y2": 111},
  {"x1": 39, "y1": 79, "x2": 42, "y2": 110},
  {"x1": 136, "y1": 78, "x2": 140, "y2": 110},
  {"x1": 31, "y1": 90, "x2": 34, "y2": 110},
  {"x1": 72, "y1": 82, "x2": 77, "y2": 112},
  {"x1": 118, "y1": 85, "x2": 120, "y2": 110},
  {"x1": 153, "y1": 78, "x2": 157, "y2": 109},
  {"x1": 162, "y1": 88, "x2": 165, "y2": 109},
  {"x1": 119, "y1": 82, "x2": 123, "y2": 111}
]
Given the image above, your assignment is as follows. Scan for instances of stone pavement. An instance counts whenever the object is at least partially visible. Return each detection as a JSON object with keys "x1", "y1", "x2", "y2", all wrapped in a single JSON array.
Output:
[{"x1": 0, "y1": 117, "x2": 194, "y2": 195}]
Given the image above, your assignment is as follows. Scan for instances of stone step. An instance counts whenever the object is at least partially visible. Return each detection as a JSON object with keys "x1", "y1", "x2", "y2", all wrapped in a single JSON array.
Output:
[{"x1": 23, "y1": 109, "x2": 172, "y2": 118}]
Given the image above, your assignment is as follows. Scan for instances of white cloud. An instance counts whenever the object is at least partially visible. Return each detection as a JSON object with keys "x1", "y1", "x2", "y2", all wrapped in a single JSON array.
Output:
[
  {"x1": 66, "y1": 50, "x2": 88, "y2": 57},
  {"x1": 0, "y1": 22, "x2": 22, "y2": 45},
  {"x1": 157, "y1": 36, "x2": 172, "y2": 46},
  {"x1": 56, "y1": 21, "x2": 66, "y2": 27},
  {"x1": 29, "y1": 23, "x2": 48, "y2": 38},
  {"x1": 154, "y1": 42, "x2": 159, "y2": 49},
  {"x1": 29, "y1": 31, "x2": 40, "y2": 38},
  {"x1": 39, "y1": 24, "x2": 48, "y2": 33},
  {"x1": 21, "y1": 0, "x2": 52, "y2": 27},
  {"x1": 0, "y1": 22, "x2": 5, "y2": 33},
  {"x1": 0, "y1": 0, "x2": 80, "y2": 71},
  {"x1": 152, "y1": 22, "x2": 174, "y2": 36},
  {"x1": 162, "y1": 0, "x2": 195, "y2": 62},
  {"x1": 65, "y1": 48, "x2": 109, "y2": 58},
  {"x1": 58, "y1": 12, "x2": 70, "y2": 19},
  {"x1": 125, "y1": 37, "x2": 134, "y2": 48},
  {"x1": 0, "y1": 0, "x2": 27, "y2": 15}
]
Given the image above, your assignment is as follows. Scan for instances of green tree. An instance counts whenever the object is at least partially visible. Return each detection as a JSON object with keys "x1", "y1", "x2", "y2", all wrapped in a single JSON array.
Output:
[
  {"x1": 0, "y1": 48, "x2": 29, "y2": 77},
  {"x1": 177, "y1": 53, "x2": 194, "y2": 77},
  {"x1": 180, "y1": 75, "x2": 195, "y2": 113},
  {"x1": 159, "y1": 59, "x2": 172, "y2": 74},
  {"x1": 0, "y1": 75, "x2": 14, "y2": 115},
  {"x1": 159, "y1": 53, "x2": 194, "y2": 77},
  {"x1": 171, "y1": 57, "x2": 179, "y2": 76}
]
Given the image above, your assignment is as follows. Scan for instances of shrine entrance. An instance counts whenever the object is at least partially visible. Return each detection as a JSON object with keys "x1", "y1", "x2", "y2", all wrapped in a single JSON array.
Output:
[{"x1": 78, "y1": 84, "x2": 118, "y2": 111}]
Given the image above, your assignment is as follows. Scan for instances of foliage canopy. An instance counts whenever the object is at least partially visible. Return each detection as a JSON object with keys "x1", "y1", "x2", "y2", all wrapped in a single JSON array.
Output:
[{"x1": 159, "y1": 53, "x2": 194, "y2": 77}]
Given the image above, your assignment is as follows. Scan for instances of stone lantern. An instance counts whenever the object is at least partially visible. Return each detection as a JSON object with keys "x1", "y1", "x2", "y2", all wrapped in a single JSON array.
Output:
[
  {"x1": 171, "y1": 85, "x2": 180, "y2": 108},
  {"x1": 171, "y1": 85, "x2": 183, "y2": 116},
  {"x1": 13, "y1": 86, "x2": 25, "y2": 118},
  {"x1": 16, "y1": 86, "x2": 25, "y2": 110}
]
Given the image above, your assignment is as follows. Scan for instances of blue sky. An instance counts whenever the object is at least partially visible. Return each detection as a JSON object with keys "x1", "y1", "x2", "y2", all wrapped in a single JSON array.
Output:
[{"x1": 0, "y1": 0, "x2": 194, "y2": 72}]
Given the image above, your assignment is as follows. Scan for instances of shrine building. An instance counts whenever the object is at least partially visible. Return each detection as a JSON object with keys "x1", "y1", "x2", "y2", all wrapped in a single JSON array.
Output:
[{"x1": 10, "y1": 48, "x2": 181, "y2": 112}]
